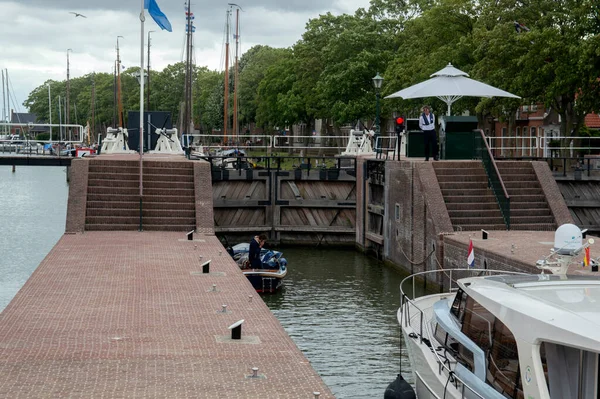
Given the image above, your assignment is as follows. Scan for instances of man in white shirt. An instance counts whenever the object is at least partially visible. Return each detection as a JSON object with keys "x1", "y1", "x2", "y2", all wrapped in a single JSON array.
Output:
[{"x1": 419, "y1": 106, "x2": 438, "y2": 161}]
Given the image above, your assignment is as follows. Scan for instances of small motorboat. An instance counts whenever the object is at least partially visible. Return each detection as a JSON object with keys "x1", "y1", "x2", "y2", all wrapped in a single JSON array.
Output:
[{"x1": 227, "y1": 243, "x2": 288, "y2": 293}]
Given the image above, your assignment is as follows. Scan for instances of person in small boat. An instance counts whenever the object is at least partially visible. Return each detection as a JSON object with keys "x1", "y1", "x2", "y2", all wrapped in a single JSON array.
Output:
[{"x1": 248, "y1": 233, "x2": 268, "y2": 269}]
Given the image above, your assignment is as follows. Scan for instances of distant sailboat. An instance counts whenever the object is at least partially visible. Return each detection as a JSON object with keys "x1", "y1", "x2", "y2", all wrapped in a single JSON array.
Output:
[{"x1": 222, "y1": 4, "x2": 242, "y2": 145}]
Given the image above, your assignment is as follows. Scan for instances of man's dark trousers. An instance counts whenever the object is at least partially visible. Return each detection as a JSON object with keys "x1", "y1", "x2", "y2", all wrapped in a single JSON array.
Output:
[{"x1": 423, "y1": 130, "x2": 438, "y2": 160}]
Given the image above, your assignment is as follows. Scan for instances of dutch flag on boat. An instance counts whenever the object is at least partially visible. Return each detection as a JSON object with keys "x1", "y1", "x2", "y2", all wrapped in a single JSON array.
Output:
[
  {"x1": 467, "y1": 239, "x2": 475, "y2": 268},
  {"x1": 145, "y1": 0, "x2": 172, "y2": 32}
]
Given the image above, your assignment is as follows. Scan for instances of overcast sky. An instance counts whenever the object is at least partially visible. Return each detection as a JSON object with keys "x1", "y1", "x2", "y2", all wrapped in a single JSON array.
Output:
[{"x1": 0, "y1": 0, "x2": 371, "y2": 115}]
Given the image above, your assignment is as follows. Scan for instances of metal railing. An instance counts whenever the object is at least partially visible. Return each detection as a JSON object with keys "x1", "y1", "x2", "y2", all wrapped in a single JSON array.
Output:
[
  {"x1": 186, "y1": 133, "x2": 398, "y2": 153},
  {"x1": 201, "y1": 154, "x2": 357, "y2": 174},
  {"x1": 400, "y1": 268, "x2": 528, "y2": 399},
  {"x1": 475, "y1": 130, "x2": 510, "y2": 229}
]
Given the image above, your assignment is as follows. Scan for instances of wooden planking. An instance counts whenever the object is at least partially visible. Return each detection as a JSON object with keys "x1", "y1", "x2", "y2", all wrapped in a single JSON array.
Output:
[
  {"x1": 280, "y1": 181, "x2": 355, "y2": 201},
  {"x1": 212, "y1": 180, "x2": 267, "y2": 200},
  {"x1": 279, "y1": 208, "x2": 355, "y2": 227}
]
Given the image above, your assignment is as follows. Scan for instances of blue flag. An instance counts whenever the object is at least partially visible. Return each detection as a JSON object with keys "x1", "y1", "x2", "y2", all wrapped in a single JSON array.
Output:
[{"x1": 145, "y1": 0, "x2": 172, "y2": 32}]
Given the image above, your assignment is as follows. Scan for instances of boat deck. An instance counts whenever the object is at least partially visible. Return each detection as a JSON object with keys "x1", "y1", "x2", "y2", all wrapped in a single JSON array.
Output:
[{"x1": 0, "y1": 231, "x2": 333, "y2": 398}]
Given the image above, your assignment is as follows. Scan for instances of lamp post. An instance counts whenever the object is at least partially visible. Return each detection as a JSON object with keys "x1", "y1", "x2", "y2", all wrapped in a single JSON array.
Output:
[{"x1": 372, "y1": 73, "x2": 383, "y2": 154}]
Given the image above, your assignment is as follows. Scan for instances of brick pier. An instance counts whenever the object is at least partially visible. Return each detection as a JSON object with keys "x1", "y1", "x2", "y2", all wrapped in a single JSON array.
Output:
[{"x1": 0, "y1": 154, "x2": 333, "y2": 398}]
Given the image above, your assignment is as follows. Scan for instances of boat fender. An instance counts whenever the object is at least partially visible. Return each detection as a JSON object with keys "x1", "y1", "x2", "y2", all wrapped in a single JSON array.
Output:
[{"x1": 384, "y1": 374, "x2": 416, "y2": 399}]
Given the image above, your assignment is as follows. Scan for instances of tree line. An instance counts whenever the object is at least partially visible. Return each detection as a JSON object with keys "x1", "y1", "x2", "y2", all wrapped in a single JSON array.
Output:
[{"x1": 24, "y1": 0, "x2": 600, "y2": 139}]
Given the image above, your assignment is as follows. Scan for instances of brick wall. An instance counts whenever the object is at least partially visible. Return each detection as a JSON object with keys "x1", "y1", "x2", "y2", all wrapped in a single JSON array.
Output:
[
  {"x1": 194, "y1": 160, "x2": 214, "y2": 234},
  {"x1": 65, "y1": 158, "x2": 89, "y2": 233},
  {"x1": 532, "y1": 161, "x2": 574, "y2": 225}
]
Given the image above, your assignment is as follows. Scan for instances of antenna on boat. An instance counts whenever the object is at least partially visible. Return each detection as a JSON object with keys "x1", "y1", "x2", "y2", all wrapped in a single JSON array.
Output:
[{"x1": 536, "y1": 224, "x2": 594, "y2": 275}]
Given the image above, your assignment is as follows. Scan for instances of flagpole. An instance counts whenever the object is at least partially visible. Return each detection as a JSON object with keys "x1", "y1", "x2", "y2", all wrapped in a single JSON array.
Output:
[{"x1": 139, "y1": 0, "x2": 145, "y2": 232}]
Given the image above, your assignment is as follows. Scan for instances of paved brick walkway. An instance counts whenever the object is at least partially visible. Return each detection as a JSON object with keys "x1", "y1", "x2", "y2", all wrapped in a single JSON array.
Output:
[
  {"x1": 445, "y1": 230, "x2": 599, "y2": 275},
  {"x1": 0, "y1": 232, "x2": 333, "y2": 398}
]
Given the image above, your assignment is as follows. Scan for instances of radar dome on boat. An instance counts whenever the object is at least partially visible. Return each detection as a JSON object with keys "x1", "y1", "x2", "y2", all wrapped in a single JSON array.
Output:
[{"x1": 554, "y1": 223, "x2": 583, "y2": 255}]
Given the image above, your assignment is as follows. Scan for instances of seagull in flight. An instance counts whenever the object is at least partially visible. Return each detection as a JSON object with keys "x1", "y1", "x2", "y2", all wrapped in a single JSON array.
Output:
[{"x1": 70, "y1": 12, "x2": 87, "y2": 18}]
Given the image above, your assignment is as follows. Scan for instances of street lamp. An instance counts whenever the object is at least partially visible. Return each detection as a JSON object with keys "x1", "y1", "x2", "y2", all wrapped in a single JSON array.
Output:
[{"x1": 372, "y1": 73, "x2": 384, "y2": 154}]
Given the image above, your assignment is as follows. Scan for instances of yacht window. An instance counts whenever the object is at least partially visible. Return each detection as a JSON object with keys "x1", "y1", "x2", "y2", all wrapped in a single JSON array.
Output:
[
  {"x1": 541, "y1": 342, "x2": 599, "y2": 399},
  {"x1": 461, "y1": 296, "x2": 494, "y2": 352},
  {"x1": 487, "y1": 317, "x2": 523, "y2": 398},
  {"x1": 450, "y1": 289, "x2": 467, "y2": 322}
]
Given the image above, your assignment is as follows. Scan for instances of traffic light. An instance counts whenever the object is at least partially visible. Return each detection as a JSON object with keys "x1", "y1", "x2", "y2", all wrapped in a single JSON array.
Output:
[{"x1": 395, "y1": 116, "x2": 405, "y2": 134}]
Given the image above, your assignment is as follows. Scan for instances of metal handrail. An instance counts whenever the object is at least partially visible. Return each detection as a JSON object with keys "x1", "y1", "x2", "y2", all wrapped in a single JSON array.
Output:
[
  {"x1": 399, "y1": 268, "x2": 528, "y2": 398},
  {"x1": 475, "y1": 129, "x2": 510, "y2": 229}
]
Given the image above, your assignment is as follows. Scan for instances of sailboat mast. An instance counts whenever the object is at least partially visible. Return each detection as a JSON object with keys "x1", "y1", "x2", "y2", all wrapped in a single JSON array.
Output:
[
  {"x1": 183, "y1": 1, "x2": 193, "y2": 138},
  {"x1": 147, "y1": 30, "x2": 154, "y2": 110},
  {"x1": 116, "y1": 36, "x2": 124, "y2": 127},
  {"x1": 66, "y1": 49, "x2": 71, "y2": 128},
  {"x1": 5, "y1": 69, "x2": 9, "y2": 127},
  {"x1": 1, "y1": 70, "x2": 5, "y2": 130},
  {"x1": 223, "y1": 8, "x2": 230, "y2": 144},
  {"x1": 233, "y1": 7, "x2": 240, "y2": 140},
  {"x1": 91, "y1": 73, "x2": 96, "y2": 146}
]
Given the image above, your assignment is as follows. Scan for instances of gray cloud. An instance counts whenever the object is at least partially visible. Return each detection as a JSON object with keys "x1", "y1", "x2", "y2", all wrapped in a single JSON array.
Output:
[{"x1": 1, "y1": 0, "x2": 370, "y2": 112}]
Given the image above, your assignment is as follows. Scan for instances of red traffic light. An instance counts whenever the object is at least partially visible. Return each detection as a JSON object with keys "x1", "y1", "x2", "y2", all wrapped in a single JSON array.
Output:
[{"x1": 395, "y1": 117, "x2": 405, "y2": 125}]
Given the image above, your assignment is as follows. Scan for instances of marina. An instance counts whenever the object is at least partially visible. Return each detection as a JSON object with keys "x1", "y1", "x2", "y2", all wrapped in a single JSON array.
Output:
[
  {"x1": 1, "y1": 0, "x2": 599, "y2": 397},
  {"x1": 0, "y1": 166, "x2": 412, "y2": 398}
]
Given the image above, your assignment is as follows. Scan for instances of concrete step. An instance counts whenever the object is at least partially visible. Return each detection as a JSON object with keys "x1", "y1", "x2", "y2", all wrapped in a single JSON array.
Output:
[
  {"x1": 85, "y1": 224, "x2": 139, "y2": 231},
  {"x1": 143, "y1": 180, "x2": 195, "y2": 190},
  {"x1": 88, "y1": 179, "x2": 140, "y2": 188},
  {"x1": 448, "y1": 210, "x2": 503, "y2": 219},
  {"x1": 86, "y1": 208, "x2": 195, "y2": 218},
  {"x1": 509, "y1": 223, "x2": 556, "y2": 231},
  {"x1": 500, "y1": 174, "x2": 537, "y2": 183},
  {"x1": 143, "y1": 187, "x2": 195, "y2": 197},
  {"x1": 511, "y1": 209, "x2": 552, "y2": 217},
  {"x1": 434, "y1": 168, "x2": 484, "y2": 176},
  {"x1": 88, "y1": 186, "x2": 140, "y2": 196},
  {"x1": 88, "y1": 160, "x2": 138, "y2": 167},
  {"x1": 451, "y1": 216, "x2": 506, "y2": 226},
  {"x1": 444, "y1": 195, "x2": 497, "y2": 204},
  {"x1": 441, "y1": 188, "x2": 495, "y2": 197},
  {"x1": 510, "y1": 201, "x2": 550, "y2": 210},
  {"x1": 496, "y1": 167, "x2": 535, "y2": 175},
  {"x1": 88, "y1": 187, "x2": 196, "y2": 197},
  {"x1": 445, "y1": 202, "x2": 501, "y2": 211},
  {"x1": 88, "y1": 166, "x2": 140, "y2": 175},
  {"x1": 503, "y1": 178, "x2": 540, "y2": 188},
  {"x1": 439, "y1": 181, "x2": 488, "y2": 190},
  {"x1": 510, "y1": 215, "x2": 555, "y2": 225},
  {"x1": 433, "y1": 161, "x2": 481, "y2": 169},
  {"x1": 143, "y1": 174, "x2": 195, "y2": 183},
  {"x1": 435, "y1": 174, "x2": 488, "y2": 183},
  {"x1": 506, "y1": 188, "x2": 544, "y2": 196},
  {"x1": 496, "y1": 161, "x2": 535, "y2": 168},
  {"x1": 87, "y1": 201, "x2": 195, "y2": 210},
  {"x1": 86, "y1": 194, "x2": 195, "y2": 203},
  {"x1": 453, "y1": 224, "x2": 508, "y2": 232},
  {"x1": 86, "y1": 216, "x2": 195, "y2": 226},
  {"x1": 509, "y1": 194, "x2": 547, "y2": 203},
  {"x1": 141, "y1": 224, "x2": 197, "y2": 231},
  {"x1": 143, "y1": 166, "x2": 194, "y2": 176}
]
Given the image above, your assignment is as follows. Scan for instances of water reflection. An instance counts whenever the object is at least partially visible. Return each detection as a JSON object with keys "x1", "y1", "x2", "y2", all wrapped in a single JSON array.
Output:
[
  {"x1": 0, "y1": 166, "x2": 68, "y2": 311},
  {"x1": 263, "y1": 247, "x2": 412, "y2": 398}
]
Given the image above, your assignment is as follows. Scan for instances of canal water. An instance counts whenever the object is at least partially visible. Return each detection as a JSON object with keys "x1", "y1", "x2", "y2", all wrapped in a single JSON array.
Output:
[
  {"x1": 0, "y1": 166, "x2": 412, "y2": 398},
  {"x1": 0, "y1": 166, "x2": 68, "y2": 311}
]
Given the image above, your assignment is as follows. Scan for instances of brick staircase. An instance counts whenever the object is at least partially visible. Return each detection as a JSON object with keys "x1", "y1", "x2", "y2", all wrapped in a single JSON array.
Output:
[
  {"x1": 433, "y1": 162, "x2": 506, "y2": 231},
  {"x1": 495, "y1": 161, "x2": 556, "y2": 231},
  {"x1": 85, "y1": 160, "x2": 196, "y2": 231}
]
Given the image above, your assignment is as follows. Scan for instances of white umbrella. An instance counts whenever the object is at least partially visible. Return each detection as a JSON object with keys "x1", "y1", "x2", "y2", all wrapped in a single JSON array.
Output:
[{"x1": 385, "y1": 63, "x2": 520, "y2": 115}]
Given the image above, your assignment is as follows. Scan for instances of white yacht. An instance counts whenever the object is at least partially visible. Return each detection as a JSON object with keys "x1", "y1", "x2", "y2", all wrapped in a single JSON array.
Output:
[{"x1": 395, "y1": 224, "x2": 600, "y2": 399}]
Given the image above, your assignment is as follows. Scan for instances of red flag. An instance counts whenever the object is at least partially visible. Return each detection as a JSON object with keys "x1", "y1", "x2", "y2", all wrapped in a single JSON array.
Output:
[{"x1": 584, "y1": 247, "x2": 590, "y2": 267}]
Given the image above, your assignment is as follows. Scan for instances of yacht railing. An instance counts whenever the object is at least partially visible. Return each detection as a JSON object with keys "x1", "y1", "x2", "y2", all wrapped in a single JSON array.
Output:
[{"x1": 399, "y1": 268, "x2": 528, "y2": 398}]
